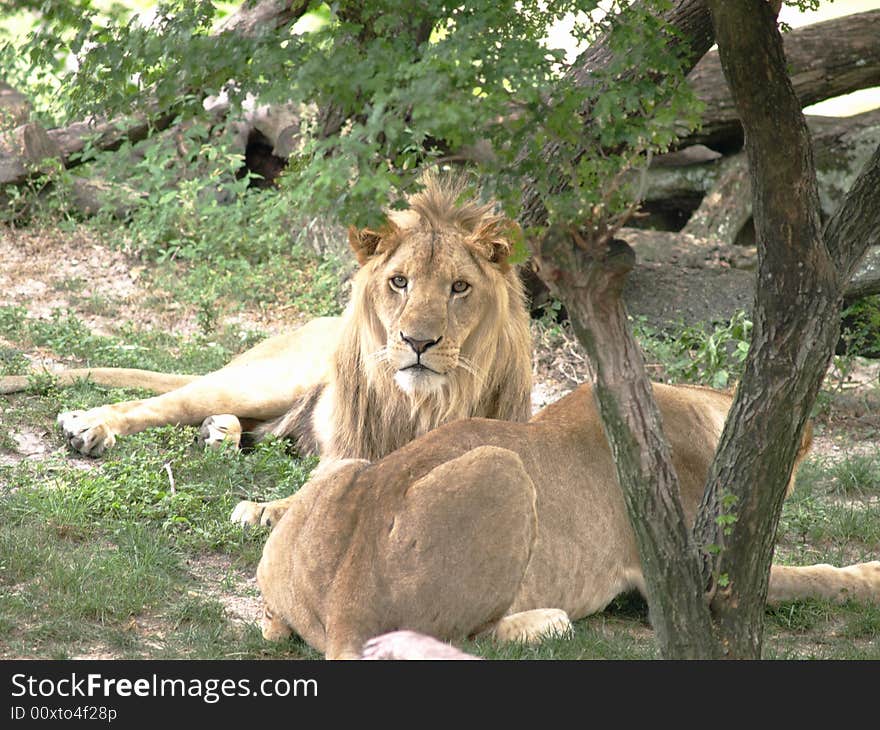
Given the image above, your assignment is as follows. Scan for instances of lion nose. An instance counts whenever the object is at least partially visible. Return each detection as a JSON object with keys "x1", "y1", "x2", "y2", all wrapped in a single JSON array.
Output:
[{"x1": 401, "y1": 333, "x2": 441, "y2": 355}]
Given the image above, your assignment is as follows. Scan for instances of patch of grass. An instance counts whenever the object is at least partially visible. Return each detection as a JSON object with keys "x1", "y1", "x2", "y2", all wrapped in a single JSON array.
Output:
[
  {"x1": 828, "y1": 454, "x2": 880, "y2": 496},
  {"x1": 0, "y1": 305, "x2": 265, "y2": 375},
  {"x1": 0, "y1": 351, "x2": 322, "y2": 659},
  {"x1": 766, "y1": 600, "x2": 835, "y2": 633},
  {"x1": 778, "y1": 452, "x2": 880, "y2": 567},
  {"x1": 75, "y1": 292, "x2": 119, "y2": 318},
  {"x1": 0, "y1": 520, "x2": 182, "y2": 647},
  {"x1": 0, "y1": 346, "x2": 30, "y2": 376},
  {"x1": 764, "y1": 599, "x2": 880, "y2": 659},
  {"x1": 151, "y1": 253, "x2": 346, "y2": 321},
  {"x1": 633, "y1": 311, "x2": 752, "y2": 388},
  {"x1": 53, "y1": 276, "x2": 87, "y2": 293},
  {"x1": 4, "y1": 426, "x2": 314, "y2": 557}
]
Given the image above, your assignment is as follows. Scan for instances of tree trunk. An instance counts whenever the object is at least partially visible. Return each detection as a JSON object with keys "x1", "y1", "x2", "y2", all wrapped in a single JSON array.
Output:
[
  {"x1": 525, "y1": 0, "x2": 880, "y2": 660},
  {"x1": 692, "y1": 0, "x2": 880, "y2": 658},
  {"x1": 532, "y1": 228, "x2": 720, "y2": 659}
]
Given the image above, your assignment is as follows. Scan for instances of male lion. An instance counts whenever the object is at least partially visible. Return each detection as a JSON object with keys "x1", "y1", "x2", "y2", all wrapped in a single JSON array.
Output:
[
  {"x1": 1, "y1": 176, "x2": 532, "y2": 470},
  {"x1": 254, "y1": 382, "x2": 880, "y2": 659}
]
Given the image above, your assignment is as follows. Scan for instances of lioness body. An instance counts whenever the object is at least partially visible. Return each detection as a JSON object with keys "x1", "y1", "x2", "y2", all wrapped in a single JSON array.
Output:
[
  {"x1": 256, "y1": 382, "x2": 880, "y2": 659},
  {"x1": 3, "y1": 176, "x2": 533, "y2": 460}
]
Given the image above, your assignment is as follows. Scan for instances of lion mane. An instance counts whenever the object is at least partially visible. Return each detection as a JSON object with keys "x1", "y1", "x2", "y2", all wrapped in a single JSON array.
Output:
[{"x1": 259, "y1": 173, "x2": 533, "y2": 462}]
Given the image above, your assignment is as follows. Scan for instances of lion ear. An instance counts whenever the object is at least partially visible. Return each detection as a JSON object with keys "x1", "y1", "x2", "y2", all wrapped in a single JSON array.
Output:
[
  {"x1": 348, "y1": 226, "x2": 383, "y2": 266},
  {"x1": 472, "y1": 219, "x2": 518, "y2": 272},
  {"x1": 349, "y1": 223, "x2": 400, "y2": 266}
]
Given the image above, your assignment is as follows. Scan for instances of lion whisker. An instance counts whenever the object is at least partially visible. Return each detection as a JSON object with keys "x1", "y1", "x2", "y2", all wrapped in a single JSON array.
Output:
[
  {"x1": 456, "y1": 356, "x2": 486, "y2": 384},
  {"x1": 368, "y1": 347, "x2": 390, "y2": 362}
]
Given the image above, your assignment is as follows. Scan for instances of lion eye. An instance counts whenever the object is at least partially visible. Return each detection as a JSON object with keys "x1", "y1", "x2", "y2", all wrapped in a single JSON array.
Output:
[
  {"x1": 390, "y1": 275, "x2": 408, "y2": 290},
  {"x1": 451, "y1": 280, "x2": 470, "y2": 294}
]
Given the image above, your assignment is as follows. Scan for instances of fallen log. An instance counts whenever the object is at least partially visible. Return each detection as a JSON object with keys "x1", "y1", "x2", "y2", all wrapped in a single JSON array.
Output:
[
  {"x1": 682, "y1": 9, "x2": 880, "y2": 151},
  {"x1": 642, "y1": 108, "x2": 880, "y2": 245},
  {"x1": 0, "y1": 122, "x2": 62, "y2": 185},
  {"x1": 0, "y1": 0, "x2": 312, "y2": 188}
]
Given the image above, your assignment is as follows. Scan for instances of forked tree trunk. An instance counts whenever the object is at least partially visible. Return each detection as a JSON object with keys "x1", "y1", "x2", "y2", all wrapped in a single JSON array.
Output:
[{"x1": 691, "y1": 2, "x2": 880, "y2": 657}]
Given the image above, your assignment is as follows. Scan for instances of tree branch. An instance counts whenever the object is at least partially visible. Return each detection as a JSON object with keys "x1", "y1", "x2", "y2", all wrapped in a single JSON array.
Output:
[
  {"x1": 519, "y1": 0, "x2": 714, "y2": 231},
  {"x1": 824, "y1": 141, "x2": 880, "y2": 284},
  {"x1": 216, "y1": 0, "x2": 314, "y2": 37}
]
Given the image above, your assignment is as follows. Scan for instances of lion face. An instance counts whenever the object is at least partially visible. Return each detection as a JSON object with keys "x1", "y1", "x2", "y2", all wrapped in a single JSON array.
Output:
[
  {"x1": 346, "y1": 177, "x2": 520, "y2": 404},
  {"x1": 367, "y1": 227, "x2": 501, "y2": 396}
]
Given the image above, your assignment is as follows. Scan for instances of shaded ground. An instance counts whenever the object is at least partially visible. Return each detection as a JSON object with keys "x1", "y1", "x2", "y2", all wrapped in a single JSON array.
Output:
[{"x1": 1, "y1": 222, "x2": 878, "y2": 659}]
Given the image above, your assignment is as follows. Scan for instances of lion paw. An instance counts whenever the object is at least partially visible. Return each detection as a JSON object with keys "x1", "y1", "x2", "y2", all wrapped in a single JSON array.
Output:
[
  {"x1": 56, "y1": 410, "x2": 117, "y2": 457},
  {"x1": 493, "y1": 608, "x2": 573, "y2": 644},
  {"x1": 231, "y1": 499, "x2": 290, "y2": 528},
  {"x1": 198, "y1": 414, "x2": 242, "y2": 449}
]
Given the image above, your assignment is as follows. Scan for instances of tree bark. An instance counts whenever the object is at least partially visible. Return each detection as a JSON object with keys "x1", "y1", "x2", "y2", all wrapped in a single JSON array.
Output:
[
  {"x1": 645, "y1": 108, "x2": 880, "y2": 245},
  {"x1": 0, "y1": 122, "x2": 62, "y2": 185},
  {"x1": 691, "y1": 0, "x2": 880, "y2": 659},
  {"x1": 679, "y1": 153, "x2": 751, "y2": 242},
  {"x1": 216, "y1": 0, "x2": 313, "y2": 37},
  {"x1": 47, "y1": 108, "x2": 178, "y2": 166},
  {"x1": 682, "y1": 9, "x2": 880, "y2": 151},
  {"x1": 532, "y1": 229, "x2": 720, "y2": 659}
]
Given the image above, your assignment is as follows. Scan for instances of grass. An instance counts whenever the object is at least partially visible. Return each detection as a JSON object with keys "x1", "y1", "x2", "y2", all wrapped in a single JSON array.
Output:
[
  {"x1": 0, "y1": 407, "x2": 320, "y2": 659},
  {"x1": 0, "y1": 299, "x2": 324, "y2": 659},
  {"x1": 2, "y1": 216, "x2": 879, "y2": 659}
]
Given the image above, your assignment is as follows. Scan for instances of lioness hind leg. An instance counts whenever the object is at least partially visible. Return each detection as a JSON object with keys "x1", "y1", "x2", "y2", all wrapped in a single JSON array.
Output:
[
  {"x1": 769, "y1": 561, "x2": 880, "y2": 604},
  {"x1": 197, "y1": 414, "x2": 242, "y2": 449},
  {"x1": 231, "y1": 495, "x2": 297, "y2": 528},
  {"x1": 492, "y1": 609, "x2": 574, "y2": 644}
]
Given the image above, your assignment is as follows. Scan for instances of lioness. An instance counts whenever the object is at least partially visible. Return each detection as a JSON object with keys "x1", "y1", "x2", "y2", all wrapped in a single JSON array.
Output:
[
  {"x1": 1, "y1": 176, "x2": 532, "y2": 466},
  {"x1": 254, "y1": 382, "x2": 880, "y2": 659}
]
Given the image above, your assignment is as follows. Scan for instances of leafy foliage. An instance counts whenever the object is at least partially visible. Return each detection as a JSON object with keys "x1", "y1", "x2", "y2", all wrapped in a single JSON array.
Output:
[
  {"x1": 3, "y1": 0, "x2": 702, "y2": 228},
  {"x1": 634, "y1": 310, "x2": 753, "y2": 388}
]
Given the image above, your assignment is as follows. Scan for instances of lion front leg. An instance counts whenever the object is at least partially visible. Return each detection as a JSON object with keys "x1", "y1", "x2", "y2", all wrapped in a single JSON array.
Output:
[
  {"x1": 57, "y1": 361, "x2": 303, "y2": 456},
  {"x1": 769, "y1": 561, "x2": 880, "y2": 604},
  {"x1": 231, "y1": 495, "x2": 298, "y2": 528}
]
